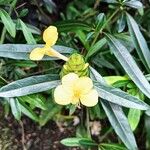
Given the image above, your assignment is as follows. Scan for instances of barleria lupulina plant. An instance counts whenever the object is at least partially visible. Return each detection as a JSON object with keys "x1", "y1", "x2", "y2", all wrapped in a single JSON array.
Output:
[{"x1": 30, "y1": 26, "x2": 98, "y2": 107}]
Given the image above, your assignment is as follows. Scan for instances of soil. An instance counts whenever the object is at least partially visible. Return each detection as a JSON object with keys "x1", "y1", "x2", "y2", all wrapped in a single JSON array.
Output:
[{"x1": 0, "y1": 109, "x2": 80, "y2": 150}]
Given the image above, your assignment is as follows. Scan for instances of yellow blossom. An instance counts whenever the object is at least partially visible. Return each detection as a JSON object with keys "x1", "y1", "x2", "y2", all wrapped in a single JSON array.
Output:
[
  {"x1": 54, "y1": 73, "x2": 98, "y2": 107},
  {"x1": 29, "y1": 26, "x2": 68, "y2": 61}
]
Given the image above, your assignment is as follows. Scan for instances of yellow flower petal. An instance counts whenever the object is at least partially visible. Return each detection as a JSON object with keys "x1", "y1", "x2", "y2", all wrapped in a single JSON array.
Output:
[
  {"x1": 80, "y1": 89, "x2": 98, "y2": 107},
  {"x1": 54, "y1": 85, "x2": 72, "y2": 105},
  {"x1": 71, "y1": 97, "x2": 80, "y2": 105},
  {"x1": 43, "y1": 26, "x2": 58, "y2": 46},
  {"x1": 45, "y1": 48, "x2": 68, "y2": 61},
  {"x1": 74, "y1": 77, "x2": 93, "y2": 94},
  {"x1": 62, "y1": 73, "x2": 79, "y2": 90},
  {"x1": 29, "y1": 47, "x2": 45, "y2": 60}
]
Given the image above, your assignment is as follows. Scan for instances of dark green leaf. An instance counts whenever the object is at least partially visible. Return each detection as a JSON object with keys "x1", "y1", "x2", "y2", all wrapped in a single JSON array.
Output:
[
  {"x1": 96, "y1": 13, "x2": 106, "y2": 31},
  {"x1": 126, "y1": 13, "x2": 150, "y2": 71},
  {"x1": 99, "y1": 143, "x2": 127, "y2": 150},
  {"x1": 117, "y1": 13, "x2": 126, "y2": 33},
  {"x1": 106, "y1": 34, "x2": 150, "y2": 99},
  {"x1": 0, "y1": 74, "x2": 59, "y2": 97},
  {"x1": 19, "y1": 94, "x2": 47, "y2": 110},
  {"x1": 124, "y1": 0, "x2": 143, "y2": 9},
  {"x1": 101, "y1": 101, "x2": 137, "y2": 150},
  {"x1": 0, "y1": 9, "x2": 16, "y2": 37},
  {"x1": 95, "y1": 82, "x2": 149, "y2": 110},
  {"x1": 19, "y1": 9, "x2": 29, "y2": 18},
  {"x1": 9, "y1": 98, "x2": 21, "y2": 120},
  {"x1": 39, "y1": 100, "x2": 61, "y2": 126},
  {"x1": 19, "y1": 100, "x2": 39, "y2": 122},
  {"x1": 19, "y1": 19, "x2": 36, "y2": 44},
  {"x1": 55, "y1": 21, "x2": 92, "y2": 32},
  {"x1": 89, "y1": 67, "x2": 137, "y2": 149},
  {"x1": 86, "y1": 38, "x2": 107, "y2": 59},
  {"x1": 0, "y1": 44, "x2": 75, "y2": 60}
]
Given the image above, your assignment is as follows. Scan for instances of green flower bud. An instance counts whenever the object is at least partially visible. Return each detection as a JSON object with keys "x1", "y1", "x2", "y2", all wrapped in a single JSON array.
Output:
[{"x1": 60, "y1": 53, "x2": 89, "y2": 78}]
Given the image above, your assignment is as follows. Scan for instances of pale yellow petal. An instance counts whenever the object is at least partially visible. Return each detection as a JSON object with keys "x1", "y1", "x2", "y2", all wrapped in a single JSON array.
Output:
[
  {"x1": 54, "y1": 85, "x2": 72, "y2": 105},
  {"x1": 80, "y1": 89, "x2": 98, "y2": 107},
  {"x1": 71, "y1": 97, "x2": 80, "y2": 105},
  {"x1": 62, "y1": 73, "x2": 79, "y2": 90},
  {"x1": 74, "y1": 77, "x2": 93, "y2": 94},
  {"x1": 43, "y1": 26, "x2": 58, "y2": 46},
  {"x1": 29, "y1": 48, "x2": 45, "y2": 60},
  {"x1": 45, "y1": 48, "x2": 68, "y2": 61}
]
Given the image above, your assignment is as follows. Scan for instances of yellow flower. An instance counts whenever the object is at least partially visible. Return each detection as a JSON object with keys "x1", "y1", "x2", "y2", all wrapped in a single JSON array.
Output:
[
  {"x1": 29, "y1": 26, "x2": 68, "y2": 61},
  {"x1": 54, "y1": 73, "x2": 98, "y2": 107}
]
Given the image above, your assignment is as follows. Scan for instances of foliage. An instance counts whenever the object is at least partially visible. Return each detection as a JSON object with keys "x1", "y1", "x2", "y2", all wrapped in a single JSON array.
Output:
[{"x1": 0, "y1": 0, "x2": 150, "y2": 149}]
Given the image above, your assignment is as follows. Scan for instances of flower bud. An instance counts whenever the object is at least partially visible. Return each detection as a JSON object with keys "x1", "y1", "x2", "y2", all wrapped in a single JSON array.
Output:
[{"x1": 60, "y1": 53, "x2": 89, "y2": 78}]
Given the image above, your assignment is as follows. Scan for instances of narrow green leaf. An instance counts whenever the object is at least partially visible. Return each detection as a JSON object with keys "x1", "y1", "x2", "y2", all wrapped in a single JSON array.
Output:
[
  {"x1": 0, "y1": 9, "x2": 16, "y2": 37},
  {"x1": 19, "y1": 100, "x2": 39, "y2": 122},
  {"x1": 86, "y1": 38, "x2": 106, "y2": 59},
  {"x1": 115, "y1": 33, "x2": 134, "y2": 52},
  {"x1": 39, "y1": 101, "x2": 61, "y2": 126},
  {"x1": 0, "y1": 74, "x2": 59, "y2": 97},
  {"x1": 117, "y1": 13, "x2": 126, "y2": 33},
  {"x1": 128, "y1": 108, "x2": 141, "y2": 131},
  {"x1": 0, "y1": 44, "x2": 75, "y2": 60},
  {"x1": 55, "y1": 21, "x2": 92, "y2": 32},
  {"x1": 128, "y1": 90, "x2": 142, "y2": 131},
  {"x1": 93, "y1": 56, "x2": 115, "y2": 69},
  {"x1": 61, "y1": 138, "x2": 83, "y2": 147},
  {"x1": 104, "y1": 76, "x2": 129, "y2": 85},
  {"x1": 89, "y1": 67, "x2": 106, "y2": 85},
  {"x1": 99, "y1": 143, "x2": 127, "y2": 150},
  {"x1": 124, "y1": 0, "x2": 143, "y2": 9},
  {"x1": 90, "y1": 67, "x2": 138, "y2": 149},
  {"x1": 101, "y1": 101, "x2": 137, "y2": 150},
  {"x1": 19, "y1": 94, "x2": 47, "y2": 110},
  {"x1": 106, "y1": 34, "x2": 150, "y2": 99},
  {"x1": 19, "y1": 19, "x2": 36, "y2": 44},
  {"x1": 96, "y1": 13, "x2": 106, "y2": 31},
  {"x1": 60, "y1": 137, "x2": 96, "y2": 147},
  {"x1": 126, "y1": 13, "x2": 150, "y2": 71},
  {"x1": 9, "y1": 98, "x2": 21, "y2": 120},
  {"x1": 95, "y1": 82, "x2": 149, "y2": 110}
]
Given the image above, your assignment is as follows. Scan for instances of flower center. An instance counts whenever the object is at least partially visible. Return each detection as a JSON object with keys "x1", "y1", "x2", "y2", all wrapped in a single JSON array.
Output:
[{"x1": 74, "y1": 90, "x2": 81, "y2": 98}]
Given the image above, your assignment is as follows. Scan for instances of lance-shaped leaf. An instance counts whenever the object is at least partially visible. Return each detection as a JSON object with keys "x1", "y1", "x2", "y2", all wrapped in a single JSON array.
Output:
[
  {"x1": 90, "y1": 67, "x2": 138, "y2": 149},
  {"x1": 0, "y1": 44, "x2": 75, "y2": 60},
  {"x1": 0, "y1": 9, "x2": 16, "y2": 37},
  {"x1": 124, "y1": 0, "x2": 143, "y2": 9},
  {"x1": 9, "y1": 98, "x2": 21, "y2": 120},
  {"x1": 126, "y1": 13, "x2": 150, "y2": 71},
  {"x1": 19, "y1": 19, "x2": 36, "y2": 44},
  {"x1": 0, "y1": 74, "x2": 60, "y2": 97},
  {"x1": 54, "y1": 21, "x2": 92, "y2": 32},
  {"x1": 106, "y1": 34, "x2": 150, "y2": 99},
  {"x1": 94, "y1": 82, "x2": 149, "y2": 110},
  {"x1": 86, "y1": 38, "x2": 107, "y2": 60},
  {"x1": 101, "y1": 101, "x2": 138, "y2": 150}
]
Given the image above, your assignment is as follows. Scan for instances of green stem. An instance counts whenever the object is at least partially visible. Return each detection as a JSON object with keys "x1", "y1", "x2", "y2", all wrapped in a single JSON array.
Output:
[
  {"x1": 91, "y1": 8, "x2": 120, "y2": 46},
  {"x1": 86, "y1": 108, "x2": 91, "y2": 139},
  {"x1": 0, "y1": 0, "x2": 17, "y2": 44},
  {"x1": 100, "y1": 127, "x2": 113, "y2": 142}
]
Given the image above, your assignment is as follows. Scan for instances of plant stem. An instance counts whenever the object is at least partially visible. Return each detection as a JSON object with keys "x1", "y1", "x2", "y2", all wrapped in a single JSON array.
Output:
[
  {"x1": 86, "y1": 108, "x2": 91, "y2": 139},
  {"x1": 100, "y1": 127, "x2": 113, "y2": 142},
  {"x1": 0, "y1": 0, "x2": 17, "y2": 44},
  {"x1": 86, "y1": 108, "x2": 91, "y2": 150},
  {"x1": 91, "y1": 8, "x2": 120, "y2": 46}
]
